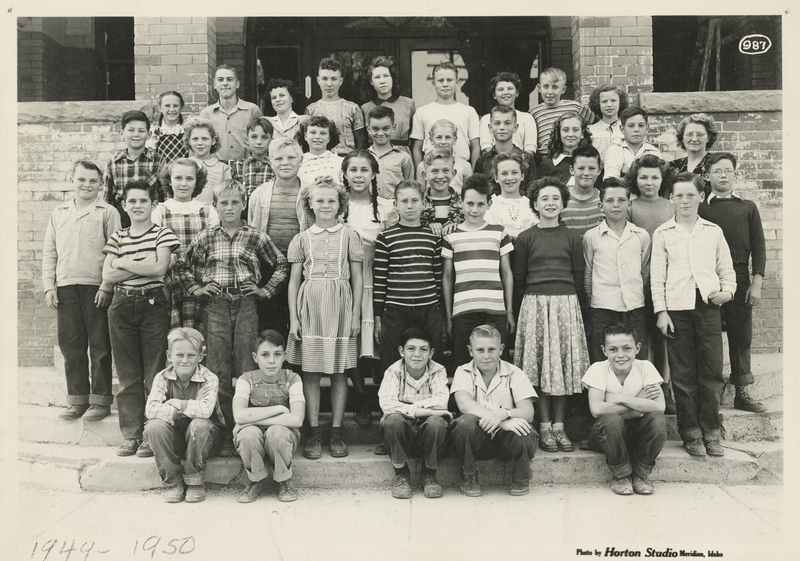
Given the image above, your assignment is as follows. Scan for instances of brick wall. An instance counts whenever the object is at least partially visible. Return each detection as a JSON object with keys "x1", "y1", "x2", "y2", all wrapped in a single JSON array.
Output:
[
  {"x1": 571, "y1": 16, "x2": 654, "y2": 102},
  {"x1": 640, "y1": 91, "x2": 782, "y2": 353},
  {"x1": 549, "y1": 17, "x2": 575, "y2": 100},
  {"x1": 17, "y1": 101, "x2": 154, "y2": 367},
  {"x1": 133, "y1": 17, "x2": 216, "y2": 115}
]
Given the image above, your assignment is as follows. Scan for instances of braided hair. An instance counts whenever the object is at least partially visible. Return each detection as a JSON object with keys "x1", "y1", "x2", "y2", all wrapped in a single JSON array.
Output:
[
  {"x1": 341, "y1": 150, "x2": 381, "y2": 223},
  {"x1": 156, "y1": 91, "x2": 185, "y2": 125}
]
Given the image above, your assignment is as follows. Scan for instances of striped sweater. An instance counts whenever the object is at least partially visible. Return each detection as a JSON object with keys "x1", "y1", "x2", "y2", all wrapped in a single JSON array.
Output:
[{"x1": 373, "y1": 224, "x2": 442, "y2": 316}]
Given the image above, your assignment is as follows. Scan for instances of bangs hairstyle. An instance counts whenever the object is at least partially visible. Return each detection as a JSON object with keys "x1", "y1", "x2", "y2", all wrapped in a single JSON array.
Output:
[
  {"x1": 212, "y1": 178, "x2": 248, "y2": 205},
  {"x1": 156, "y1": 91, "x2": 186, "y2": 125},
  {"x1": 167, "y1": 327, "x2": 205, "y2": 353},
  {"x1": 72, "y1": 158, "x2": 104, "y2": 177},
  {"x1": 461, "y1": 173, "x2": 493, "y2": 201},
  {"x1": 368, "y1": 105, "x2": 395, "y2": 124},
  {"x1": 598, "y1": 177, "x2": 631, "y2": 201},
  {"x1": 469, "y1": 324, "x2": 503, "y2": 343},
  {"x1": 400, "y1": 327, "x2": 433, "y2": 349},
  {"x1": 318, "y1": 57, "x2": 342, "y2": 74},
  {"x1": 252, "y1": 329, "x2": 285, "y2": 353},
  {"x1": 268, "y1": 137, "x2": 303, "y2": 160},
  {"x1": 423, "y1": 147, "x2": 455, "y2": 167},
  {"x1": 602, "y1": 322, "x2": 638, "y2": 345},
  {"x1": 529, "y1": 176, "x2": 570, "y2": 217},
  {"x1": 547, "y1": 112, "x2": 592, "y2": 158},
  {"x1": 246, "y1": 116, "x2": 275, "y2": 137},
  {"x1": 265, "y1": 78, "x2": 305, "y2": 116},
  {"x1": 704, "y1": 151, "x2": 737, "y2": 173},
  {"x1": 670, "y1": 172, "x2": 705, "y2": 195},
  {"x1": 159, "y1": 158, "x2": 208, "y2": 199},
  {"x1": 588, "y1": 85, "x2": 629, "y2": 120},
  {"x1": 298, "y1": 116, "x2": 340, "y2": 152},
  {"x1": 620, "y1": 106, "x2": 648, "y2": 126},
  {"x1": 121, "y1": 110, "x2": 151, "y2": 131},
  {"x1": 394, "y1": 179, "x2": 426, "y2": 199},
  {"x1": 183, "y1": 116, "x2": 222, "y2": 154},
  {"x1": 122, "y1": 180, "x2": 157, "y2": 202},
  {"x1": 539, "y1": 67, "x2": 566, "y2": 84},
  {"x1": 489, "y1": 71, "x2": 523, "y2": 97},
  {"x1": 676, "y1": 113, "x2": 718, "y2": 151},
  {"x1": 341, "y1": 149, "x2": 381, "y2": 224},
  {"x1": 301, "y1": 175, "x2": 349, "y2": 218},
  {"x1": 625, "y1": 154, "x2": 673, "y2": 198},
  {"x1": 366, "y1": 55, "x2": 401, "y2": 98}
]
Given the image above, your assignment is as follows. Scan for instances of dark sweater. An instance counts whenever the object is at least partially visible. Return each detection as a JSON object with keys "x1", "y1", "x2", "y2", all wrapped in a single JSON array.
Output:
[
  {"x1": 513, "y1": 223, "x2": 585, "y2": 310},
  {"x1": 698, "y1": 195, "x2": 766, "y2": 276}
]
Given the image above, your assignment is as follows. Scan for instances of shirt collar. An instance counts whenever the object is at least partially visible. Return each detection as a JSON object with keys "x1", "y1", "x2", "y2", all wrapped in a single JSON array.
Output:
[
  {"x1": 462, "y1": 360, "x2": 511, "y2": 387},
  {"x1": 309, "y1": 222, "x2": 343, "y2": 234},
  {"x1": 552, "y1": 153, "x2": 570, "y2": 166},
  {"x1": 373, "y1": 93, "x2": 400, "y2": 105},
  {"x1": 210, "y1": 98, "x2": 247, "y2": 113},
  {"x1": 368, "y1": 145, "x2": 401, "y2": 157},
  {"x1": 706, "y1": 191, "x2": 742, "y2": 202},
  {"x1": 113, "y1": 148, "x2": 155, "y2": 163},
  {"x1": 162, "y1": 364, "x2": 211, "y2": 384},
  {"x1": 597, "y1": 219, "x2": 636, "y2": 238}
]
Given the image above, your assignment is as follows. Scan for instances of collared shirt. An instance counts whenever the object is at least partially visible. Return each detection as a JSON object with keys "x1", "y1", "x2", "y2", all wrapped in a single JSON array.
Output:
[
  {"x1": 200, "y1": 98, "x2": 263, "y2": 162},
  {"x1": 603, "y1": 142, "x2": 661, "y2": 180},
  {"x1": 248, "y1": 178, "x2": 313, "y2": 240},
  {"x1": 450, "y1": 359, "x2": 537, "y2": 410},
  {"x1": 368, "y1": 145, "x2": 414, "y2": 199},
  {"x1": 378, "y1": 359, "x2": 449, "y2": 418},
  {"x1": 420, "y1": 186, "x2": 464, "y2": 229},
  {"x1": 42, "y1": 196, "x2": 121, "y2": 293},
  {"x1": 230, "y1": 156, "x2": 275, "y2": 199},
  {"x1": 103, "y1": 148, "x2": 165, "y2": 206},
  {"x1": 184, "y1": 222, "x2": 288, "y2": 297},
  {"x1": 479, "y1": 110, "x2": 538, "y2": 153},
  {"x1": 146, "y1": 364, "x2": 225, "y2": 426},
  {"x1": 650, "y1": 217, "x2": 736, "y2": 313},
  {"x1": 266, "y1": 112, "x2": 307, "y2": 141},
  {"x1": 588, "y1": 120, "x2": 624, "y2": 163},
  {"x1": 298, "y1": 151, "x2": 344, "y2": 186},
  {"x1": 583, "y1": 220, "x2": 651, "y2": 311}
]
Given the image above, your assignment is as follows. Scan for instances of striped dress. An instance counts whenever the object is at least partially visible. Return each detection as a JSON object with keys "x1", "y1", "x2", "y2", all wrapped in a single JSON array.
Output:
[
  {"x1": 285, "y1": 223, "x2": 364, "y2": 374},
  {"x1": 152, "y1": 199, "x2": 218, "y2": 330}
]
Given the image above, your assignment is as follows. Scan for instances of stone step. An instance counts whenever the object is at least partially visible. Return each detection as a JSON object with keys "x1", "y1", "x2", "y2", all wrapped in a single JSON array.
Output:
[
  {"x1": 17, "y1": 440, "x2": 761, "y2": 493},
  {"x1": 20, "y1": 395, "x2": 781, "y2": 449},
  {"x1": 721, "y1": 440, "x2": 783, "y2": 476}
]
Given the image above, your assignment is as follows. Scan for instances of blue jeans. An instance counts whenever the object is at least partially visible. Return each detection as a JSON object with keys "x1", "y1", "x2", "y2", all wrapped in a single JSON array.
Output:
[
  {"x1": 144, "y1": 418, "x2": 223, "y2": 487},
  {"x1": 588, "y1": 412, "x2": 667, "y2": 479},
  {"x1": 667, "y1": 293, "x2": 724, "y2": 442},
  {"x1": 451, "y1": 312, "x2": 508, "y2": 368},
  {"x1": 722, "y1": 263, "x2": 754, "y2": 386},
  {"x1": 205, "y1": 294, "x2": 258, "y2": 429},
  {"x1": 108, "y1": 289, "x2": 169, "y2": 439},
  {"x1": 378, "y1": 303, "x2": 443, "y2": 384},
  {"x1": 56, "y1": 285, "x2": 113, "y2": 405},
  {"x1": 590, "y1": 307, "x2": 649, "y2": 364}
]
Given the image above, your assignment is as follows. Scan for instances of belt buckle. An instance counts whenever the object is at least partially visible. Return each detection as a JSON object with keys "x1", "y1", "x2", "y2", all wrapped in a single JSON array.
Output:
[{"x1": 222, "y1": 286, "x2": 241, "y2": 295}]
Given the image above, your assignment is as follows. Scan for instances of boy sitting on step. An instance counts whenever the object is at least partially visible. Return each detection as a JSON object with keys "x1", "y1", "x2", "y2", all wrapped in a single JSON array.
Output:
[
  {"x1": 378, "y1": 327, "x2": 451, "y2": 500},
  {"x1": 144, "y1": 327, "x2": 226, "y2": 503}
]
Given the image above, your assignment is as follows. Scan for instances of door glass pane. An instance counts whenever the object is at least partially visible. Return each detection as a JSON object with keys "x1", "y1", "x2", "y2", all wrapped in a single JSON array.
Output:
[
  {"x1": 410, "y1": 51, "x2": 470, "y2": 107},
  {"x1": 312, "y1": 50, "x2": 385, "y2": 106},
  {"x1": 257, "y1": 46, "x2": 301, "y2": 114}
]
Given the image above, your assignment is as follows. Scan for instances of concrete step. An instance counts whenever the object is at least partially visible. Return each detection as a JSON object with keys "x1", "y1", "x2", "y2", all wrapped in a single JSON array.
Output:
[
  {"x1": 719, "y1": 352, "x2": 782, "y2": 407},
  {"x1": 17, "y1": 440, "x2": 761, "y2": 493},
  {"x1": 721, "y1": 440, "x2": 783, "y2": 477}
]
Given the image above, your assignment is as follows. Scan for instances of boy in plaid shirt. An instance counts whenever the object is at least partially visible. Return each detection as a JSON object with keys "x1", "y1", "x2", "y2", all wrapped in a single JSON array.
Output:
[
  {"x1": 144, "y1": 327, "x2": 226, "y2": 503},
  {"x1": 104, "y1": 110, "x2": 165, "y2": 228},
  {"x1": 230, "y1": 116, "x2": 275, "y2": 202},
  {"x1": 184, "y1": 179, "x2": 288, "y2": 455},
  {"x1": 378, "y1": 327, "x2": 451, "y2": 500}
]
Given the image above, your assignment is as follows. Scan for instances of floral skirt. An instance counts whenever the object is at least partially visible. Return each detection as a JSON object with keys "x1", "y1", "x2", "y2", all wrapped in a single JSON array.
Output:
[{"x1": 514, "y1": 293, "x2": 589, "y2": 395}]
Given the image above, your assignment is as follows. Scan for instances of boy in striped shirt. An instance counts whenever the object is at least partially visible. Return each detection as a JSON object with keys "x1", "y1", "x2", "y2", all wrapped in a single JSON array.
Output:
[
  {"x1": 561, "y1": 145, "x2": 604, "y2": 235},
  {"x1": 442, "y1": 174, "x2": 514, "y2": 367},
  {"x1": 374, "y1": 180, "x2": 443, "y2": 383}
]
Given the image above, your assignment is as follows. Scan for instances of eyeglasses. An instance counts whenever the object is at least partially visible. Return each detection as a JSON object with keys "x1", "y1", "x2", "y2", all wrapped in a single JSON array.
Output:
[
  {"x1": 708, "y1": 169, "x2": 735, "y2": 177},
  {"x1": 685, "y1": 132, "x2": 708, "y2": 139}
]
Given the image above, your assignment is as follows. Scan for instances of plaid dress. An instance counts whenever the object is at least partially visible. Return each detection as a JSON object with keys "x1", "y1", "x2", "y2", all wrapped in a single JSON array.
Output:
[
  {"x1": 150, "y1": 123, "x2": 188, "y2": 164},
  {"x1": 160, "y1": 201, "x2": 216, "y2": 331}
]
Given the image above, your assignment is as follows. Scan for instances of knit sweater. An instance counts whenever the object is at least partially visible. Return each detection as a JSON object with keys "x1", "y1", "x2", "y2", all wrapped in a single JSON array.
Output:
[
  {"x1": 513, "y1": 223, "x2": 584, "y2": 301},
  {"x1": 698, "y1": 195, "x2": 766, "y2": 276}
]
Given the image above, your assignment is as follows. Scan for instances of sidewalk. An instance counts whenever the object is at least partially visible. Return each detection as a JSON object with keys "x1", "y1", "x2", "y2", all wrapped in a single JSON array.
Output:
[{"x1": 4, "y1": 479, "x2": 794, "y2": 561}]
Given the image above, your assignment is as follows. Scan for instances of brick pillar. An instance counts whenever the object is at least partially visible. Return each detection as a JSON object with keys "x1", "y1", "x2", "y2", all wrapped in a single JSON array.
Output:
[
  {"x1": 571, "y1": 17, "x2": 653, "y2": 104},
  {"x1": 134, "y1": 17, "x2": 217, "y2": 115}
]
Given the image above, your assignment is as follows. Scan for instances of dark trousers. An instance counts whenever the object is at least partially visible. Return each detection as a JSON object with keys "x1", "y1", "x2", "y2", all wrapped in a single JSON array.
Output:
[
  {"x1": 450, "y1": 414, "x2": 538, "y2": 483},
  {"x1": 378, "y1": 304, "x2": 443, "y2": 384},
  {"x1": 667, "y1": 296, "x2": 724, "y2": 442},
  {"x1": 722, "y1": 264, "x2": 754, "y2": 387},
  {"x1": 205, "y1": 294, "x2": 259, "y2": 430},
  {"x1": 589, "y1": 412, "x2": 667, "y2": 479},
  {"x1": 144, "y1": 418, "x2": 223, "y2": 487},
  {"x1": 452, "y1": 312, "x2": 508, "y2": 368},
  {"x1": 382, "y1": 413, "x2": 448, "y2": 470},
  {"x1": 109, "y1": 291, "x2": 169, "y2": 440},
  {"x1": 590, "y1": 307, "x2": 649, "y2": 364},
  {"x1": 56, "y1": 285, "x2": 113, "y2": 405},
  {"x1": 257, "y1": 285, "x2": 290, "y2": 342}
]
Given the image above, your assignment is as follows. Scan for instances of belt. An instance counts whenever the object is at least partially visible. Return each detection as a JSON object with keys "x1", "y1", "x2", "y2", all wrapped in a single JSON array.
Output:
[
  {"x1": 220, "y1": 286, "x2": 243, "y2": 294},
  {"x1": 114, "y1": 286, "x2": 160, "y2": 298}
]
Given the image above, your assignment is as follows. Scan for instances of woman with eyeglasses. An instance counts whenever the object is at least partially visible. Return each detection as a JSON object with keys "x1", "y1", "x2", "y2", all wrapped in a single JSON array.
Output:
[{"x1": 668, "y1": 113, "x2": 718, "y2": 177}]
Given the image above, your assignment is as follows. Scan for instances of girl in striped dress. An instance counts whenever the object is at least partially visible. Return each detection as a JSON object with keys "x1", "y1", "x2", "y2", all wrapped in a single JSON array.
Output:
[
  {"x1": 183, "y1": 116, "x2": 232, "y2": 205},
  {"x1": 146, "y1": 91, "x2": 189, "y2": 164},
  {"x1": 341, "y1": 150, "x2": 397, "y2": 425},
  {"x1": 286, "y1": 176, "x2": 364, "y2": 460},
  {"x1": 153, "y1": 158, "x2": 218, "y2": 331}
]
